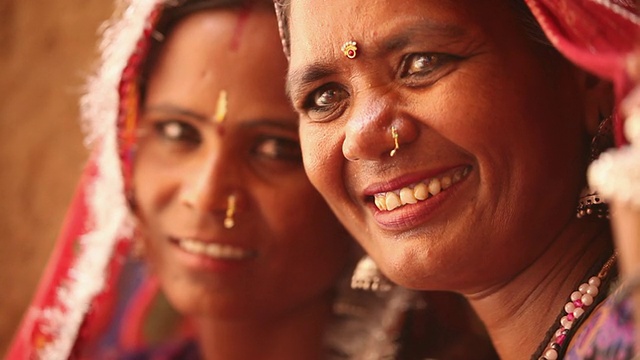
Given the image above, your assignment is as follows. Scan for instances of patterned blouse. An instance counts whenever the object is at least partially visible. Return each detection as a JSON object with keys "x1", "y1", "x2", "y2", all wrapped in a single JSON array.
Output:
[{"x1": 566, "y1": 289, "x2": 635, "y2": 359}]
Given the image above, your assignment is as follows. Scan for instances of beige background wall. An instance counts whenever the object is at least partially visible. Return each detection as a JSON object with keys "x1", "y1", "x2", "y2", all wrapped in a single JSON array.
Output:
[{"x1": 0, "y1": 0, "x2": 112, "y2": 354}]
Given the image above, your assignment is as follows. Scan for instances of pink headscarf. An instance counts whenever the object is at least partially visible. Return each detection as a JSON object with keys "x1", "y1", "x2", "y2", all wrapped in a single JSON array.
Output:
[
  {"x1": 524, "y1": 0, "x2": 639, "y2": 144},
  {"x1": 6, "y1": 2, "x2": 179, "y2": 359}
]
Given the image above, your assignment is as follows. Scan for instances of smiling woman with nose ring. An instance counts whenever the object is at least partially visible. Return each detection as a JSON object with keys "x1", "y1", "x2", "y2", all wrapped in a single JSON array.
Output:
[{"x1": 277, "y1": 0, "x2": 640, "y2": 358}]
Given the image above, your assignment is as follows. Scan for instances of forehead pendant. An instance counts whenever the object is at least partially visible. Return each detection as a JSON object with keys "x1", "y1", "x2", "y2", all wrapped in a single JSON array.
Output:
[
  {"x1": 341, "y1": 41, "x2": 358, "y2": 59},
  {"x1": 214, "y1": 90, "x2": 228, "y2": 123}
]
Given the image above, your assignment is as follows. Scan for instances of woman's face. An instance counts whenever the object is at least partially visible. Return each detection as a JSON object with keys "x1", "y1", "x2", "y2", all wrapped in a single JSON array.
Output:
[
  {"x1": 287, "y1": 0, "x2": 593, "y2": 292},
  {"x1": 133, "y1": 8, "x2": 352, "y2": 319}
]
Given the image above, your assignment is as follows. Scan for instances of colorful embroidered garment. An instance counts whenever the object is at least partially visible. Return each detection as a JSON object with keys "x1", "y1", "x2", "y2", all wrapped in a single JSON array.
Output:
[{"x1": 565, "y1": 293, "x2": 635, "y2": 359}]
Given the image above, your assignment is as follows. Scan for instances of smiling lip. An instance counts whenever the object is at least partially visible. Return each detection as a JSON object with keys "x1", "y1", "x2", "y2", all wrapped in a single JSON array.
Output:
[
  {"x1": 363, "y1": 165, "x2": 471, "y2": 230},
  {"x1": 168, "y1": 236, "x2": 257, "y2": 270}
]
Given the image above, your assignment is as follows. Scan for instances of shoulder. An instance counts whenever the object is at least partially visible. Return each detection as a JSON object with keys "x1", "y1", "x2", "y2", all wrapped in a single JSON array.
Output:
[{"x1": 565, "y1": 291, "x2": 635, "y2": 360}]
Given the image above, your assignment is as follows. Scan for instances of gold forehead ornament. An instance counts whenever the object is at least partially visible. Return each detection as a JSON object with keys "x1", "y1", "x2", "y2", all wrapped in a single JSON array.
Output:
[
  {"x1": 341, "y1": 41, "x2": 358, "y2": 59},
  {"x1": 214, "y1": 90, "x2": 228, "y2": 123}
]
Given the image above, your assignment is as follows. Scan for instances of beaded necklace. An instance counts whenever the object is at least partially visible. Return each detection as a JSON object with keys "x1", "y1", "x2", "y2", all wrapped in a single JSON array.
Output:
[{"x1": 534, "y1": 253, "x2": 617, "y2": 360}]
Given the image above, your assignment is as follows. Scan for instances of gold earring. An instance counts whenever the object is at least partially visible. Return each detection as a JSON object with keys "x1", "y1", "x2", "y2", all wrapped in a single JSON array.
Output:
[
  {"x1": 351, "y1": 255, "x2": 393, "y2": 292},
  {"x1": 577, "y1": 115, "x2": 613, "y2": 219},
  {"x1": 224, "y1": 194, "x2": 236, "y2": 229},
  {"x1": 389, "y1": 126, "x2": 399, "y2": 157}
]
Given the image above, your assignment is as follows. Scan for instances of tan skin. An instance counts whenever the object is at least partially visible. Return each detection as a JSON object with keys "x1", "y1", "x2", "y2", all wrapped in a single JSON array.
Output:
[
  {"x1": 286, "y1": 0, "x2": 613, "y2": 358},
  {"x1": 133, "y1": 7, "x2": 352, "y2": 360}
]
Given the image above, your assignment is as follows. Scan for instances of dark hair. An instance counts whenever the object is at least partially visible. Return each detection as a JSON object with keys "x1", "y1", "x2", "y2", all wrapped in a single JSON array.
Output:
[{"x1": 508, "y1": 0, "x2": 552, "y2": 46}]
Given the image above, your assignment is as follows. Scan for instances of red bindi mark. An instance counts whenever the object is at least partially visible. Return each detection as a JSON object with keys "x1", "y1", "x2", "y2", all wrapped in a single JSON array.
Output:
[
  {"x1": 216, "y1": 125, "x2": 226, "y2": 137},
  {"x1": 229, "y1": 5, "x2": 253, "y2": 51}
]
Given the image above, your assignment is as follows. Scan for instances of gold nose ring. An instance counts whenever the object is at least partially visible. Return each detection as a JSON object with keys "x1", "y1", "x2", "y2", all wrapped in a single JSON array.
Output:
[
  {"x1": 224, "y1": 194, "x2": 236, "y2": 229},
  {"x1": 390, "y1": 126, "x2": 399, "y2": 157}
]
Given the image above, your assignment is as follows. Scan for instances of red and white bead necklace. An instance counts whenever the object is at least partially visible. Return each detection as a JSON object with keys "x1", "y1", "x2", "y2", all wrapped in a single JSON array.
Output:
[{"x1": 537, "y1": 253, "x2": 617, "y2": 360}]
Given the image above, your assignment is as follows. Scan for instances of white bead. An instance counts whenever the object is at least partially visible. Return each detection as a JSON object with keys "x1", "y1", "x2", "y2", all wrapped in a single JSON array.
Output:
[
  {"x1": 581, "y1": 294, "x2": 594, "y2": 306},
  {"x1": 560, "y1": 316, "x2": 573, "y2": 329},
  {"x1": 579, "y1": 283, "x2": 590, "y2": 294},
  {"x1": 573, "y1": 307, "x2": 585, "y2": 319},
  {"x1": 545, "y1": 348, "x2": 559, "y2": 360},
  {"x1": 571, "y1": 291, "x2": 582, "y2": 301},
  {"x1": 564, "y1": 302, "x2": 576, "y2": 314},
  {"x1": 588, "y1": 276, "x2": 601, "y2": 287},
  {"x1": 586, "y1": 284, "x2": 599, "y2": 296},
  {"x1": 555, "y1": 328, "x2": 564, "y2": 337}
]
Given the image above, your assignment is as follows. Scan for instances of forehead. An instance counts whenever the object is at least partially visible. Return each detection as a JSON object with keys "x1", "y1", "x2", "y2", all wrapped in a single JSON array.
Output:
[
  {"x1": 161, "y1": 9, "x2": 284, "y2": 75},
  {"x1": 287, "y1": 0, "x2": 517, "y2": 67},
  {"x1": 147, "y1": 9, "x2": 291, "y2": 112}
]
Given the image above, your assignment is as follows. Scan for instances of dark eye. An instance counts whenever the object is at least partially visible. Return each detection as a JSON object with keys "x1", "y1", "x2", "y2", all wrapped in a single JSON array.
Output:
[
  {"x1": 313, "y1": 87, "x2": 348, "y2": 107},
  {"x1": 154, "y1": 120, "x2": 201, "y2": 145},
  {"x1": 406, "y1": 54, "x2": 437, "y2": 76},
  {"x1": 302, "y1": 83, "x2": 349, "y2": 122},
  {"x1": 254, "y1": 137, "x2": 302, "y2": 162},
  {"x1": 399, "y1": 53, "x2": 458, "y2": 84}
]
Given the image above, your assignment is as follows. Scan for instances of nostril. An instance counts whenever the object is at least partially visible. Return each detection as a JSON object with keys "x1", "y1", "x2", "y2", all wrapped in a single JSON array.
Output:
[{"x1": 342, "y1": 139, "x2": 361, "y2": 161}]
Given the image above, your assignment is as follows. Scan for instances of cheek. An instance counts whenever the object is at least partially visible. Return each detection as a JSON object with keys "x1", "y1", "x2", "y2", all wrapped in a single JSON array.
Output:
[
  {"x1": 300, "y1": 123, "x2": 343, "y2": 195},
  {"x1": 257, "y1": 181, "x2": 352, "y2": 291},
  {"x1": 275, "y1": 192, "x2": 352, "y2": 281},
  {"x1": 132, "y1": 151, "x2": 181, "y2": 220},
  {"x1": 410, "y1": 58, "x2": 583, "y2": 166}
]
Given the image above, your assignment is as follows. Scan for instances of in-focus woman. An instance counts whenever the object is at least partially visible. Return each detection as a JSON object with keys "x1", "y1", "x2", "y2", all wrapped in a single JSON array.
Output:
[{"x1": 277, "y1": 0, "x2": 639, "y2": 358}]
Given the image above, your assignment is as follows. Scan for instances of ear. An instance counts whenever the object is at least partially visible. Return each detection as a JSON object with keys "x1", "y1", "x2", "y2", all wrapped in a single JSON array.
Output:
[{"x1": 581, "y1": 71, "x2": 614, "y2": 136}]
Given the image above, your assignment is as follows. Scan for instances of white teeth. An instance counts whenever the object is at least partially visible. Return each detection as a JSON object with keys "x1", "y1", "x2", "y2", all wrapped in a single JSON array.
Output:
[
  {"x1": 427, "y1": 178, "x2": 441, "y2": 196},
  {"x1": 399, "y1": 187, "x2": 418, "y2": 205},
  {"x1": 414, "y1": 183, "x2": 428, "y2": 200},
  {"x1": 373, "y1": 167, "x2": 470, "y2": 211},
  {"x1": 374, "y1": 195, "x2": 387, "y2": 211},
  {"x1": 441, "y1": 176, "x2": 452, "y2": 190},
  {"x1": 177, "y1": 238, "x2": 252, "y2": 260},
  {"x1": 385, "y1": 192, "x2": 402, "y2": 211},
  {"x1": 452, "y1": 171, "x2": 462, "y2": 183}
]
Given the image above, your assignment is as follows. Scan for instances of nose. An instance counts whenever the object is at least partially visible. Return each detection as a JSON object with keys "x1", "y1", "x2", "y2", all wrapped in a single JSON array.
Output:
[
  {"x1": 342, "y1": 89, "x2": 418, "y2": 161},
  {"x1": 179, "y1": 152, "x2": 241, "y2": 214}
]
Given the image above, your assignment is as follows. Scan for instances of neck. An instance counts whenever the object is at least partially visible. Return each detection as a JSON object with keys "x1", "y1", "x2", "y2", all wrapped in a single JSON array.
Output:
[
  {"x1": 194, "y1": 293, "x2": 333, "y2": 360},
  {"x1": 465, "y1": 219, "x2": 612, "y2": 360}
]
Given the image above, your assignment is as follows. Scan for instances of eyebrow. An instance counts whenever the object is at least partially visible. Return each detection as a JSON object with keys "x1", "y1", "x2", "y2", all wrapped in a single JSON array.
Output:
[
  {"x1": 286, "y1": 63, "x2": 336, "y2": 100},
  {"x1": 286, "y1": 19, "x2": 467, "y2": 100},
  {"x1": 143, "y1": 104, "x2": 210, "y2": 122},
  {"x1": 378, "y1": 21, "x2": 467, "y2": 55}
]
